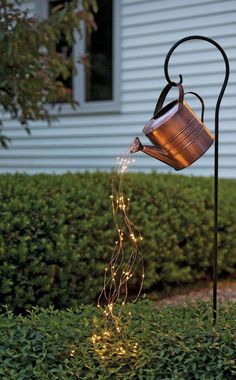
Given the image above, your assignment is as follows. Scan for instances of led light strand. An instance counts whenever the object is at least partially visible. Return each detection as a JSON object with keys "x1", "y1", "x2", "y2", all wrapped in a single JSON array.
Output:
[{"x1": 97, "y1": 149, "x2": 145, "y2": 331}]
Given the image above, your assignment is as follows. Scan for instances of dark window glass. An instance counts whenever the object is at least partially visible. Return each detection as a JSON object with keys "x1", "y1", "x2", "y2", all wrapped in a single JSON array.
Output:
[
  {"x1": 85, "y1": 0, "x2": 113, "y2": 101},
  {"x1": 49, "y1": 0, "x2": 73, "y2": 100}
]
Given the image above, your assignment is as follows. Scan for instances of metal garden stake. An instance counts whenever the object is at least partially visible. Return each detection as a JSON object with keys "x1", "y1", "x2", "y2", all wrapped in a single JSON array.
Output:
[{"x1": 130, "y1": 35, "x2": 230, "y2": 324}]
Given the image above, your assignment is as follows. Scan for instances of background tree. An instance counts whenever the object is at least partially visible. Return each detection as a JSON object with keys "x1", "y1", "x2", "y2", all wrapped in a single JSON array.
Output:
[{"x1": 0, "y1": 0, "x2": 97, "y2": 146}]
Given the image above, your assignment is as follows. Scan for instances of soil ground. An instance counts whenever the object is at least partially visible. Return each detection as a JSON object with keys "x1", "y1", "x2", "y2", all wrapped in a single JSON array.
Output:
[{"x1": 152, "y1": 280, "x2": 236, "y2": 308}]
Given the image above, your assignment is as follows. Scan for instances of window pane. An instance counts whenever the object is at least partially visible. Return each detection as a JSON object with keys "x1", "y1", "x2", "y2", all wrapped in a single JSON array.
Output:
[
  {"x1": 49, "y1": 0, "x2": 73, "y2": 100},
  {"x1": 85, "y1": 0, "x2": 113, "y2": 101}
]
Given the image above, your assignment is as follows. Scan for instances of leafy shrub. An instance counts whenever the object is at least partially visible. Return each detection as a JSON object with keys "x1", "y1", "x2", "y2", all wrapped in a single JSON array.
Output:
[
  {"x1": 0, "y1": 172, "x2": 235, "y2": 311},
  {"x1": 0, "y1": 301, "x2": 235, "y2": 379}
]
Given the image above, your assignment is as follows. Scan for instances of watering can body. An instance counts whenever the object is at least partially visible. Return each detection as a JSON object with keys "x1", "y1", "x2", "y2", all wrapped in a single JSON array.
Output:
[{"x1": 130, "y1": 82, "x2": 214, "y2": 170}]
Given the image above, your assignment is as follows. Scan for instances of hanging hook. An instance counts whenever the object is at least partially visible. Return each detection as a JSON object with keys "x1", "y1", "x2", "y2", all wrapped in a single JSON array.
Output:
[
  {"x1": 163, "y1": 35, "x2": 230, "y2": 325},
  {"x1": 164, "y1": 35, "x2": 229, "y2": 111}
]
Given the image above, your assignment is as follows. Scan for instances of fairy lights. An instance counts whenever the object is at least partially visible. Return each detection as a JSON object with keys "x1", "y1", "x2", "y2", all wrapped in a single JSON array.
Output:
[
  {"x1": 96, "y1": 149, "x2": 145, "y2": 332},
  {"x1": 91, "y1": 330, "x2": 141, "y2": 361},
  {"x1": 90, "y1": 149, "x2": 145, "y2": 362}
]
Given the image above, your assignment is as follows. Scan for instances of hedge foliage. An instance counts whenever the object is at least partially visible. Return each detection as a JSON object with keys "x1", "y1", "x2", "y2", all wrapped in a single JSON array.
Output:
[
  {"x1": 0, "y1": 301, "x2": 236, "y2": 379},
  {"x1": 0, "y1": 172, "x2": 236, "y2": 311}
]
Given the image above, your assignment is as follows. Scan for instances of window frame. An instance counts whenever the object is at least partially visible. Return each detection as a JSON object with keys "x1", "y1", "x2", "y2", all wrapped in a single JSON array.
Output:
[{"x1": 35, "y1": 0, "x2": 120, "y2": 115}]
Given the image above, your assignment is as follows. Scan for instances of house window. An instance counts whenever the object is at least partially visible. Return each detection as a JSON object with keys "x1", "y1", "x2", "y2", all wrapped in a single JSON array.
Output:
[
  {"x1": 85, "y1": 0, "x2": 113, "y2": 101},
  {"x1": 36, "y1": 0, "x2": 120, "y2": 113},
  {"x1": 49, "y1": 0, "x2": 73, "y2": 101}
]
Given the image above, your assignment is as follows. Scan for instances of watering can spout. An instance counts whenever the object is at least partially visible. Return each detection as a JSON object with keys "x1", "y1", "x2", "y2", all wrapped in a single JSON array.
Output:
[{"x1": 130, "y1": 137, "x2": 182, "y2": 170}]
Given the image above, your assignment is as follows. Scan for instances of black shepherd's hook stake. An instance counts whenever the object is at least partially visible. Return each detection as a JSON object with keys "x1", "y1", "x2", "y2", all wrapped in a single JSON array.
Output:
[{"x1": 164, "y1": 35, "x2": 230, "y2": 324}]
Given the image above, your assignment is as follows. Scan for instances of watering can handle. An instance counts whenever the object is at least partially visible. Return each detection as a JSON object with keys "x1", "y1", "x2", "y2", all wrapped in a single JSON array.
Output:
[
  {"x1": 153, "y1": 81, "x2": 184, "y2": 116},
  {"x1": 153, "y1": 82, "x2": 205, "y2": 124},
  {"x1": 184, "y1": 91, "x2": 205, "y2": 123}
]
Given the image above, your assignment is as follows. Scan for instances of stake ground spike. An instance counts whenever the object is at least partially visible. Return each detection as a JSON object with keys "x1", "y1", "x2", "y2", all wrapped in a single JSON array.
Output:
[{"x1": 163, "y1": 35, "x2": 230, "y2": 324}]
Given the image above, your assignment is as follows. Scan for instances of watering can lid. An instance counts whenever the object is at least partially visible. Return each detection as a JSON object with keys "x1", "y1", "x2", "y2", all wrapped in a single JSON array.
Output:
[{"x1": 143, "y1": 102, "x2": 179, "y2": 135}]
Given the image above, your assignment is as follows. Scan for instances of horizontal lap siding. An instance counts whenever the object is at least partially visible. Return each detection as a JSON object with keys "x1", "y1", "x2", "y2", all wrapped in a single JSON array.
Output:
[{"x1": 1, "y1": 0, "x2": 236, "y2": 177}]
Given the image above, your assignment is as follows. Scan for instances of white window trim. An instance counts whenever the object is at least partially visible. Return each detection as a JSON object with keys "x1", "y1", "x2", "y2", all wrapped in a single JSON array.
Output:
[{"x1": 35, "y1": 0, "x2": 120, "y2": 115}]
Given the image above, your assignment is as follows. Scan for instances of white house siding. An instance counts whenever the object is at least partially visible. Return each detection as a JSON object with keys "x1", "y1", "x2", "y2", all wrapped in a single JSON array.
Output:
[{"x1": 0, "y1": 0, "x2": 236, "y2": 177}]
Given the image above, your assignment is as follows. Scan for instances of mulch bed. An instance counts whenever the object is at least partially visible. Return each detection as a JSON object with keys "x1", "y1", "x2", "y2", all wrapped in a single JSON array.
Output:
[{"x1": 154, "y1": 280, "x2": 236, "y2": 308}]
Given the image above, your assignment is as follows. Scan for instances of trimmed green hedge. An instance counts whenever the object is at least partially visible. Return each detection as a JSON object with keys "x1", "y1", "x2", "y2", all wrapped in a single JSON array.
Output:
[
  {"x1": 0, "y1": 301, "x2": 236, "y2": 379},
  {"x1": 0, "y1": 172, "x2": 236, "y2": 311}
]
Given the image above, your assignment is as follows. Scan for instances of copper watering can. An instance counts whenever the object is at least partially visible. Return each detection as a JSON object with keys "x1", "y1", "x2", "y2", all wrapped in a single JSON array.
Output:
[{"x1": 130, "y1": 81, "x2": 214, "y2": 170}]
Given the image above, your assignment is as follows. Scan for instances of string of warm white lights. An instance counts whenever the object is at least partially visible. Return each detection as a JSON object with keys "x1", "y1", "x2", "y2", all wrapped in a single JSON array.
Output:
[
  {"x1": 96, "y1": 150, "x2": 145, "y2": 332},
  {"x1": 90, "y1": 150, "x2": 144, "y2": 360}
]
